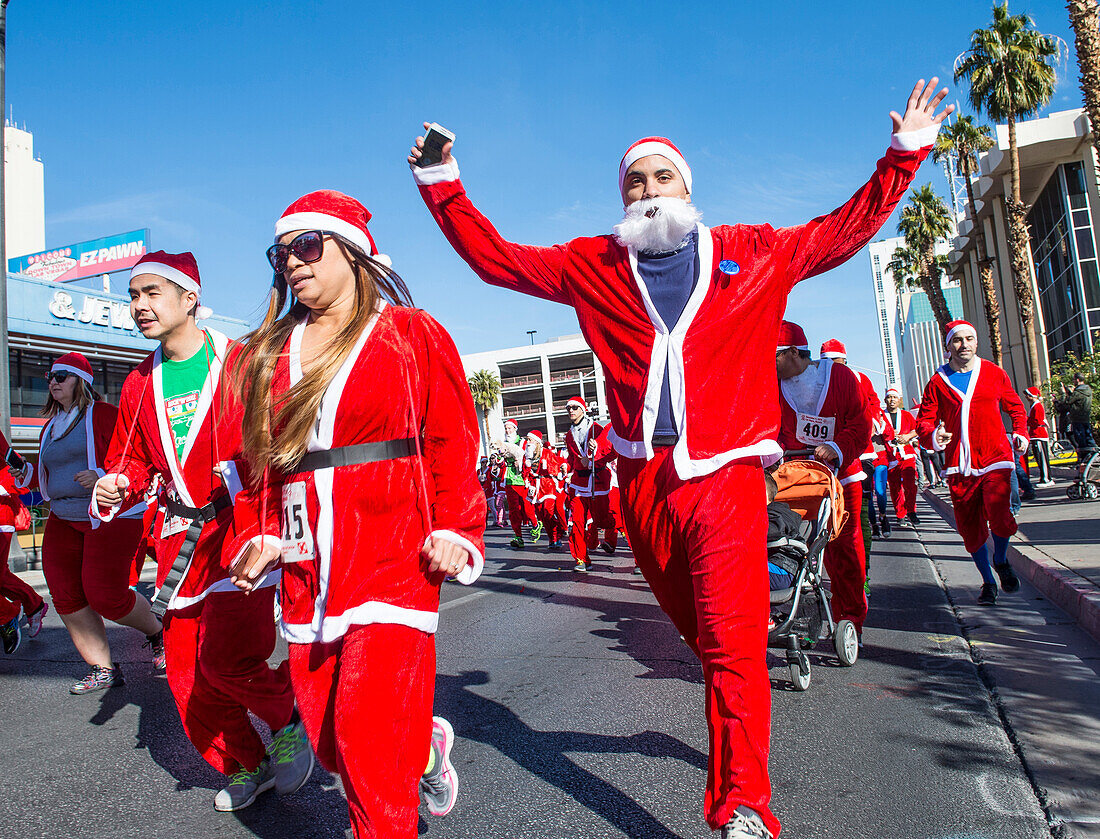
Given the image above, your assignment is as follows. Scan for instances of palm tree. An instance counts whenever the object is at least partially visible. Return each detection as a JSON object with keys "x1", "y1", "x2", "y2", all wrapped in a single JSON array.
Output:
[
  {"x1": 1067, "y1": 0, "x2": 1100, "y2": 168},
  {"x1": 955, "y1": 1, "x2": 1061, "y2": 387},
  {"x1": 933, "y1": 115, "x2": 1004, "y2": 364},
  {"x1": 896, "y1": 184, "x2": 956, "y2": 334},
  {"x1": 467, "y1": 369, "x2": 502, "y2": 456},
  {"x1": 886, "y1": 243, "x2": 922, "y2": 293}
]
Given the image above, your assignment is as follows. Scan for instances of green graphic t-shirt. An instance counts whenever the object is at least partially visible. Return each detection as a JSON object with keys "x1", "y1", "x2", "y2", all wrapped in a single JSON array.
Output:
[{"x1": 161, "y1": 333, "x2": 213, "y2": 460}]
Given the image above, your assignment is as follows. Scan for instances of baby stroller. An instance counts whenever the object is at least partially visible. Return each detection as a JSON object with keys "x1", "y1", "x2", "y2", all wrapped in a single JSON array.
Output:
[{"x1": 767, "y1": 452, "x2": 859, "y2": 691}]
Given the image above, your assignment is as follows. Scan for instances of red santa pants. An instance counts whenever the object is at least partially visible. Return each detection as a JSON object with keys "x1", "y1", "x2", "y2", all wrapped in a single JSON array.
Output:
[
  {"x1": 163, "y1": 586, "x2": 295, "y2": 775},
  {"x1": 568, "y1": 492, "x2": 614, "y2": 562},
  {"x1": 41, "y1": 514, "x2": 142, "y2": 620},
  {"x1": 0, "y1": 533, "x2": 44, "y2": 624},
  {"x1": 505, "y1": 485, "x2": 536, "y2": 539},
  {"x1": 947, "y1": 469, "x2": 1018, "y2": 553},
  {"x1": 823, "y1": 481, "x2": 868, "y2": 632},
  {"x1": 289, "y1": 623, "x2": 434, "y2": 839},
  {"x1": 618, "y1": 449, "x2": 777, "y2": 836},
  {"x1": 533, "y1": 496, "x2": 567, "y2": 542},
  {"x1": 887, "y1": 464, "x2": 917, "y2": 520}
]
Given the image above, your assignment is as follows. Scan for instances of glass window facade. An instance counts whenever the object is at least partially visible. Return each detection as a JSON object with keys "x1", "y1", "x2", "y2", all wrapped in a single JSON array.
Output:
[
  {"x1": 1028, "y1": 161, "x2": 1099, "y2": 361},
  {"x1": 9, "y1": 349, "x2": 139, "y2": 418}
]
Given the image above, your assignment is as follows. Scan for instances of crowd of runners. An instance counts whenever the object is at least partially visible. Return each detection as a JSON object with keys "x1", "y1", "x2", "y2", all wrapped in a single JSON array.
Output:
[{"x1": 0, "y1": 76, "x2": 1085, "y2": 839}]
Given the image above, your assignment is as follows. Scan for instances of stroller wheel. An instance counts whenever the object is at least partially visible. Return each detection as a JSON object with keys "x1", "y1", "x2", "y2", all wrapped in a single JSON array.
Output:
[
  {"x1": 834, "y1": 620, "x2": 859, "y2": 667},
  {"x1": 1085, "y1": 483, "x2": 1100, "y2": 500},
  {"x1": 1067, "y1": 484, "x2": 1082, "y2": 500},
  {"x1": 790, "y1": 654, "x2": 811, "y2": 691}
]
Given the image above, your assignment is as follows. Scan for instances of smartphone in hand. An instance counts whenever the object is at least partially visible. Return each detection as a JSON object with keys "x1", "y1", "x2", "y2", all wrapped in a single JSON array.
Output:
[{"x1": 416, "y1": 123, "x2": 455, "y2": 168}]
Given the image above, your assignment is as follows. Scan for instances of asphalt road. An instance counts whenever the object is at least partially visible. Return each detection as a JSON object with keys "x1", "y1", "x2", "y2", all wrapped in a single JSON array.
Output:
[{"x1": 0, "y1": 494, "x2": 1086, "y2": 839}]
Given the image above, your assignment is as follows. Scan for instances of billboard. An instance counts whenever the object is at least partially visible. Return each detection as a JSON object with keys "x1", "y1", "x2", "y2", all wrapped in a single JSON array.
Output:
[{"x1": 8, "y1": 229, "x2": 149, "y2": 283}]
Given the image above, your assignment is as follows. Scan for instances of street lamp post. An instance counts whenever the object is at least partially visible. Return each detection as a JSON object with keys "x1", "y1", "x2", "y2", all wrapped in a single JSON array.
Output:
[{"x1": 527, "y1": 330, "x2": 537, "y2": 345}]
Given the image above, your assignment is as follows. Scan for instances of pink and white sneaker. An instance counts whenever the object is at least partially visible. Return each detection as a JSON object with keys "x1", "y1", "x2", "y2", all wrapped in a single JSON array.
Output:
[
  {"x1": 26, "y1": 602, "x2": 48, "y2": 638},
  {"x1": 419, "y1": 716, "x2": 458, "y2": 816}
]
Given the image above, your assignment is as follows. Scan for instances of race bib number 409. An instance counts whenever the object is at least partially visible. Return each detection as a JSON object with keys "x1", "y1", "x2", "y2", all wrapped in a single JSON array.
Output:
[
  {"x1": 281, "y1": 481, "x2": 315, "y2": 563},
  {"x1": 795, "y1": 412, "x2": 836, "y2": 446}
]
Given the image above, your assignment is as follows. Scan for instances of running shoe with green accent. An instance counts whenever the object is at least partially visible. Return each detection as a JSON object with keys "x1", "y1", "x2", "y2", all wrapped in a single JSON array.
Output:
[
  {"x1": 1, "y1": 610, "x2": 21, "y2": 654},
  {"x1": 509, "y1": 537, "x2": 523, "y2": 550},
  {"x1": 214, "y1": 759, "x2": 276, "y2": 811},
  {"x1": 530, "y1": 521, "x2": 544, "y2": 543},
  {"x1": 268, "y1": 720, "x2": 315, "y2": 795},
  {"x1": 573, "y1": 560, "x2": 588, "y2": 573},
  {"x1": 420, "y1": 716, "x2": 458, "y2": 816},
  {"x1": 70, "y1": 664, "x2": 123, "y2": 694}
]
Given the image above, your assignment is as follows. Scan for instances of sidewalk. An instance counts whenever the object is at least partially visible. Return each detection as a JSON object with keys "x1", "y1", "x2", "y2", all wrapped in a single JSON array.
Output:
[{"x1": 922, "y1": 472, "x2": 1100, "y2": 645}]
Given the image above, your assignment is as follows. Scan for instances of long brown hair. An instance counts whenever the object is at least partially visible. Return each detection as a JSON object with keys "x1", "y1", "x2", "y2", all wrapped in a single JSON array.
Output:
[
  {"x1": 41, "y1": 379, "x2": 101, "y2": 418},
  {"x1": 233, "y1": 235, "x2": 414, "y2": 474}
]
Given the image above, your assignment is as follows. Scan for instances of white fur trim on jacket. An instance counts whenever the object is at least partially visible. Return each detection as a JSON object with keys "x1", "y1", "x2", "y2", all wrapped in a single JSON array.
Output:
[
  {"x1": 411, "y1": 158, "x2": 461, "y2": 186},
  {"x1": 429, "y1": 529, "x2": 485, "y2": 586},
  {"x1": 890, "y1": 124, "x2": 941, "y2": 151}
]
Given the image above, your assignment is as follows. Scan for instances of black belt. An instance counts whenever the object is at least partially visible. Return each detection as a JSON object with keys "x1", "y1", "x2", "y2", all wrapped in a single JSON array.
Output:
[
  {"x1": 294, "y1": 437, "x2": 416, "y2": 472},
  {"x1": 151, "y1": 491, "x2": 231, "y2": 618},
  {"x1": 651, "y1": 433, "x2": 679, "y2": 448}
]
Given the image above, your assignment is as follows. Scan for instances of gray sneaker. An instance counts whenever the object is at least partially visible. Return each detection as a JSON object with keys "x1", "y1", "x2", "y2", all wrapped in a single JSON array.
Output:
[
  {"x1": 214, "y1": 759, "x2": 276, "y2": 811},
  {"x1": 721, "y1": 806, "x2": 772, "y2": 839},
  {"x1": 268, "y1": 720, "x2": 315, "y2": 795},
  {"x1": 420, "y1": 716, "x2": 458, "y2": 816}
]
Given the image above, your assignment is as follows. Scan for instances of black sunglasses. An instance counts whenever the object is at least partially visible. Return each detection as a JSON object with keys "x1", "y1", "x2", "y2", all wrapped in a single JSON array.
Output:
[
  {"x1": 267, "y1": 230, "x2": 327, "y2": 273},
  {"x1": 46, "y1": 371, "x2": 72, "y2": 384}
]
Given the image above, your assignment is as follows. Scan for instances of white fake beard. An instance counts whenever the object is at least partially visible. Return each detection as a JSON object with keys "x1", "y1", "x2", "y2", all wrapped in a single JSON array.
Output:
[{"x1": 613, "y1": 196, "x2": 702, "y2": 254}]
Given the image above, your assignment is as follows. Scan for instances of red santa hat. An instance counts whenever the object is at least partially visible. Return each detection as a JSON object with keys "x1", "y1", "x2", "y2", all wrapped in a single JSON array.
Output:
[
  {"x1": 565, "y1": 397, "x2": 588, "y2": 411},
  {"x1": 526, "y1": 429, "x2": 543, "y2": 441},
  {"x1": 885, "y1": 386, "x2": 902, "y2": 399},
  {"x1": 1025, "y1": 386, "x2": 1041, "y2": 399},
  {"x1": 503, "y1": 418, "x2": 518, "y2": 430},
  {"x1": 275, "y1": 190, "x2": 392, "y2": 268},
  {"x1": 820, "y1": 338, "x2": 846, "y2": 359},
  {"x1": 943, "y1": 319, "x2": 977, "y2": 348},
  {"x1": 51, "y1": 352, "x2": 94, "y2": 386},
  {"x1": 618, "y1": 137, "x2": 692, "y2": 195},
  {"x1": 130, "y1": 251, "x2": 213, "y2": 319},
  {"x1": 777, "y1": 321, "x2": 809, "y2": 352}
]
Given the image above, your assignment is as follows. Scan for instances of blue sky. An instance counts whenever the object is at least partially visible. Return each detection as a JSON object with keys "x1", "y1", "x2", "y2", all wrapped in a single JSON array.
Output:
[{"x1": 9, "y1": 0, "x2": 1084, "y2": 394}]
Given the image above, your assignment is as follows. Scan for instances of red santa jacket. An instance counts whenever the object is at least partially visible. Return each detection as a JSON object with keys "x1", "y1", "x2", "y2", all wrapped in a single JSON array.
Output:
[
  {"x1": 416, "y1": 133, "x2": 933, "y2": 481},
  {"x1": 525, "y1": 446, "x2": 565, "y2": 504},
  {"x1": 17, "y1": 401, "x2": 145, "y2": 522},
  {"x1": 777, "y1": 359, "x2": 871, "y2": 486},
  {"x1": 0, "y1": 432, "x2": 29, "y2": 532},
  {"x1": 885, "y1": 409, "x2": 918, "y2": 470},
  {"x1": 1028, "y1": 402, "x2": 1050, "y2": 440},
  {"x1": 564, "y1": 418, "x2": 615, "y2": 496},
  {"x1": 226, "y1": 304, "x2": 486, "y2": 645},
  {"x1": 91, "y1": 329, "x2": 264, "y2": 611},
  {"x1": 855, "y1": 373, "x2": 894, "y2": 467},
  {"x1": 916, "y1": 360, "x2": 1029, "y2": 479}
]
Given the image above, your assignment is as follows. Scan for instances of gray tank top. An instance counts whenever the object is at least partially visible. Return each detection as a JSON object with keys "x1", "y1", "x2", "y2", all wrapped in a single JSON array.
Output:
[{"x1": 41, "y1": 411, "x2": 93, "y2": 522}]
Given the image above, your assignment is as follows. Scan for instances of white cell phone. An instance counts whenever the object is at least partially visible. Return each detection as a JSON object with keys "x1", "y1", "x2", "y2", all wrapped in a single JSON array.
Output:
[{"x1": 417, "y1": 123, "x2": 455, "y2": 168}]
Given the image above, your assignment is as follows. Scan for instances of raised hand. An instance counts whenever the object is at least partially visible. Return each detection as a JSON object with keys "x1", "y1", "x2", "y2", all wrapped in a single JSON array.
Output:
[
  {"x1": 890, "y1": 78, "x2": 954, "y2": 135},
  {"x1": 408, "y1": 121, "x2": 455, "y2": 167}
]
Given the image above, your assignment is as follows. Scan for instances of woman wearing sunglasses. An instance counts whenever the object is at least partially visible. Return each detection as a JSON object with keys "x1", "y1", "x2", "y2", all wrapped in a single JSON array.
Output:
[
  {"x1": 15, "y1": 353, "x2": 164, "y2": 692},
  {"x1": 225, "y1": 190, "x2": 485, "y2": 838}
]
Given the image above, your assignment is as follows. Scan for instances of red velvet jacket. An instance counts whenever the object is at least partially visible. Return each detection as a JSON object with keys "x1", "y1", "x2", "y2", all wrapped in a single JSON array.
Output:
[
  {"x1": 91, "y1": 329, "x2": 262, "y2": 611},
  {"x1": 885, "y1": 409, "x2": 918, "y2": 470},
  {"x1": 1028, "y1": 402, "x2": 1050, "y2": 440},
  {"x1": 564, "y1": 419, "x2": 615, "y2": 496},
  {"x1": 916, "y1": 360, "x2": 1028, "y2": 479},
  {"x1": 777, "y1": 359, "x2": 871, "y2": 486},
  {"x1": 524, "y1": 447, "x2": 566, "y2": 504},
  {"x1": 0, "y1": 432, "x2": 28, "y2": 532},
  {"x1": 416, "y1": 136, "x2": 932, "y2": 481},
  {"x1": 226, "y1": 304, "x2": 486, "y2": 644}
]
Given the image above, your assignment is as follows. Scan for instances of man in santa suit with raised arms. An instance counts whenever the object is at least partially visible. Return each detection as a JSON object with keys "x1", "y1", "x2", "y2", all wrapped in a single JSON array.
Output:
[
  {"x1": 916, "y1": 319, "x2": 1028, "y2": 606},
  {"x1": 91, "y1": 251, "x2": 314, "y2": 812},
  {"x1": 409, "y1": 79, "x2": 952, "y2": 839},
  {"x1": 776, "y1": 322, "x2": 871, "y2": 641}
]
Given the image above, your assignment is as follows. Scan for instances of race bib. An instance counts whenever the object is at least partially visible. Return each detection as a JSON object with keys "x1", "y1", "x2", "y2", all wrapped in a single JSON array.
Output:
[
  {"x1": 795, "y1": 412, "x2": 836, "y2": 446},
  {"x1": 281, "y1": 481, "x2": 315, "y2": 563},
  {"x1": 160, "y1": 512, "x2": 189, "y2": 539}
]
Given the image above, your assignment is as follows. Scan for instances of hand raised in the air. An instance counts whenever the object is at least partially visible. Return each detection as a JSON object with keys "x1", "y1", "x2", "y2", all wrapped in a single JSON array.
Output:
[{"x1": 890, "y1": 78, "x2": 954, "y2": 135}]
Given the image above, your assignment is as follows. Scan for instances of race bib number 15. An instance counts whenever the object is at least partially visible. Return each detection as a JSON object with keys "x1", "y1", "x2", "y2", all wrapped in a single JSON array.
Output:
[
  {"x1": 795, "y1": 412, "x2": 836, "y2": 446},
  {"x1": 281, "y1": 481, "x2": 315, "y2": 563}
]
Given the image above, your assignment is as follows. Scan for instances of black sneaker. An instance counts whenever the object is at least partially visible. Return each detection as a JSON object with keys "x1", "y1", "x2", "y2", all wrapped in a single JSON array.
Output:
[
  {"x1": 881, "y1": 518, "x2": 892, "y2": 538},
  {"x1": 977, "y1": 583, "x2": 998, "y2": 606},
  {"x1": 599, "y1": 540, "x2": 615, "y2": 556},
  {"x1": 871, "y1": 525, "x2": 881, "y2": 539},
  {"x1": 994, "y1": 562, "x2": 1020, "y2": 593},
  {"x1": 908, "y1": 513, "x2": 921, "y2": 526},
  {"x1": 1, "y1": 611, "x2": 22, "y2": 654}
]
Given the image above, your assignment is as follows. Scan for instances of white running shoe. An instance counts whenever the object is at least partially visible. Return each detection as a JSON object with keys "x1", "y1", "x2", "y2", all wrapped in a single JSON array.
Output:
[{"x1": 420, "y1": 716, "x2": 458, "y2": 816}]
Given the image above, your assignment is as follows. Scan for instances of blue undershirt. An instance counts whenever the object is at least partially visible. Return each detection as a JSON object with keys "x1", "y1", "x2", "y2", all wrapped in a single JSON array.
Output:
[
  {"x1": 636, "y1": 229, "x2": 699, "y2": 438},
  {"x1": 945, "y1": 366, "x2": 973, "y2": 395}
]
